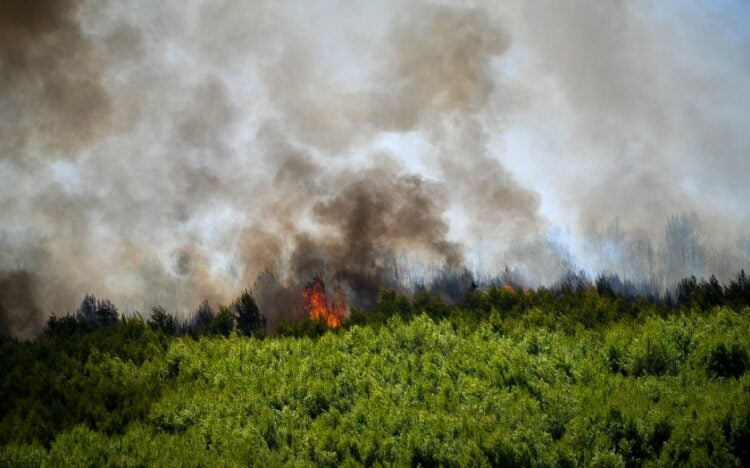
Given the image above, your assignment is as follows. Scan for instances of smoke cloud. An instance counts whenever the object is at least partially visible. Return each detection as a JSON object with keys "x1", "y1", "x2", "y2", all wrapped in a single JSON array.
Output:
[
  {"x1": 1, "y1": 0, "x2": 748, "y2": 337},
  {"x1": 0, "y1": 0, "x2": 112, "y2": 160}
]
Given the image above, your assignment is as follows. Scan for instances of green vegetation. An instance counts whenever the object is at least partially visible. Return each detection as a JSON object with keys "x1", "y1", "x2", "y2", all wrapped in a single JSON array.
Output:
[{"x1": 1, "y1": 276, "x2": 750, "y2": 466}]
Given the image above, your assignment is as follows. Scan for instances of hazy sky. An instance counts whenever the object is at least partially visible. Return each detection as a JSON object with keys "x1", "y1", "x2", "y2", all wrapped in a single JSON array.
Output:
[{"x1": 1, "y1": 0, "x2": 749, "y2": 334}]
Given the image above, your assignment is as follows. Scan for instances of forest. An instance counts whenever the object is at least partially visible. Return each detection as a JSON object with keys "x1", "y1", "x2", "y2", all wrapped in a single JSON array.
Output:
[
  {"x1": 1, "y1": 271, "x2": 749, "y2": 466},
  {"x1": 2, "y1": 0, "x2": 749, "y2": 465}
]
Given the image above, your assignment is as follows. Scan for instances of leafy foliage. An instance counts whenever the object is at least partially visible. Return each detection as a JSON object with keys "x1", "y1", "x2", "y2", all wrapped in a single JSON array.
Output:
[
  {"x1": 0, "y1": 311, "x2": 748, "y2": 465},
  {"x1": 0, "y1": 317, "x2": 167, "y2": 447},
  {"x1": 1, "y1": 282, "x2": 749, "y2": 465}
]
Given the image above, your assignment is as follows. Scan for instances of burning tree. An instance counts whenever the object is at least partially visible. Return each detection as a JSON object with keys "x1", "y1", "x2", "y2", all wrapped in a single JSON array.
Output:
[{"x1": 302, "y1": 275, "x2": 346, "y2": 328}]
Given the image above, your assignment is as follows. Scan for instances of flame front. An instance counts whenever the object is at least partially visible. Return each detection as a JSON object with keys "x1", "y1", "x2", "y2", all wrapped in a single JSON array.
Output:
[{"x1": 302, "y1": 275, "x2": 346, "y2": 328}]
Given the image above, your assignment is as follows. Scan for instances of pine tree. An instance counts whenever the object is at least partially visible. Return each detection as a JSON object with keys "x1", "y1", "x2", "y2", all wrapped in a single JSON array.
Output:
[
  {"x1": 190, "y1": 299, "x2": 215, "y2": 337},
  {"x1": 233, "y1": 289, "x2": 265, "y2": 337},
  {"x1": 148, "y1": 306, "x2": 177, "y2": 335}
]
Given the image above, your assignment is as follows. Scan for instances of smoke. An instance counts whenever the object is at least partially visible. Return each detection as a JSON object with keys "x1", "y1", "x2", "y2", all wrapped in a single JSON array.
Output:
[
  {"x1": 306, "y1": 169, "x2": 463, "y2": 306},
  {"x1": 0, "y1": 0, "x2": 112, "y2": 160},
  {"x1": 1, "y1": 0, "x2": 748, "y2": 336},
  {"x1": 0, "y1": 271, "x2": 44, "y2": 339},
  {"x1": 503, "y1": 0, "x2": 750, "y2": 233}
]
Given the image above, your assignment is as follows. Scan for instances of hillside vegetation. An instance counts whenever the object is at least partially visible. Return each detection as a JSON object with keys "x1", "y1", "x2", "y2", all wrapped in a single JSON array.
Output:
[{"x1": 1, "y1": 278, "x2": 750, "y2": 466}]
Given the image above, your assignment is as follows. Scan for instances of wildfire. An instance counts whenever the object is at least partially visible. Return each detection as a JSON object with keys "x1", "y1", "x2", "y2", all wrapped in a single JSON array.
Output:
[
  {"x1": 502, "y1": 283, "x2": 530, "y2": 295},
  {"x1": 302, "y1": 275, "x2": 347, "y2": 328}
]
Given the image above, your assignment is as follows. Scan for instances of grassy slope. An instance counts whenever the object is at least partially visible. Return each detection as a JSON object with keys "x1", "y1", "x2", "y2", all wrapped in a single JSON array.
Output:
[{"x1": 2, "y1": 308, "x2": 750, "y2": 467}]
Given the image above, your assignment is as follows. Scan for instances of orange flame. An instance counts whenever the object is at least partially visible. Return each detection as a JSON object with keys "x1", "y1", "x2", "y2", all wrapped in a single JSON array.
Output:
[{"x1": 302, "y1": 275, "x2": 346, "y2": 328}]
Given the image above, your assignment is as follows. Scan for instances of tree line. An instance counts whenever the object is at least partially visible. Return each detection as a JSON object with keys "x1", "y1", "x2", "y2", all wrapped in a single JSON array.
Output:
[
  {"x1": 45, "y1": 289, "x2": 266, "y2": 340},
  {"x1": 33, "y1": 269, "x2": 750, "y2": 342}
]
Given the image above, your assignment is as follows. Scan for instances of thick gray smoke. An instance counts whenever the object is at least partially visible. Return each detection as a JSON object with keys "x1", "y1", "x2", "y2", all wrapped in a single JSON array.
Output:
[
  {"x1": 0, "y1": 0, "x2": 112, "y2": 160},
  {"x1": 1, "y1": 0, "x2": 748, "y2": 337}
]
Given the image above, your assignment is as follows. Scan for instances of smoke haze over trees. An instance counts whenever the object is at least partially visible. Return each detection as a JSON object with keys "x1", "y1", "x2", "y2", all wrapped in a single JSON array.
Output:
[{"x1": 1, "y1": 0, "x2": 749, "y2": 337}]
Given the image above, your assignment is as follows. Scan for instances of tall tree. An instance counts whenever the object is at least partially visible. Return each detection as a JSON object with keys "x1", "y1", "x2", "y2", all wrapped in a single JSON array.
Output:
[
  {"x1": 75, "y1": 294, "x2": 118, "y2": 328},
  {"x1": 210, "y1": 306, "x2": 235, "y2": 337},
  {"x1": 76, "y1": 294, "x2": 97, "y2": 326},
  {"x1": 148, "y1": 306, "x2": 177, "y2": 335},
  {"x1": 190, "y1": 299, "x2": 214, "y2": 337},
  {"x1": 95, "y1": 299, "x2": 119, "y2": 327},
  {"x1": 232, "y1": 289, "x2": 265, "y2": 337}
]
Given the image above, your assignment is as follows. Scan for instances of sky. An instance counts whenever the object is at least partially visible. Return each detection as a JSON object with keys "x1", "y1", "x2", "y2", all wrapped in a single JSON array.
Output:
[{"x1": 1, "y1": 0, "x2": 749, "y2": 336}]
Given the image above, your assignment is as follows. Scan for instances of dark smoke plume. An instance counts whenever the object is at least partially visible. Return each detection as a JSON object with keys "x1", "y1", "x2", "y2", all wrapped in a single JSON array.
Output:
[
  {"x1": 0, "y1": 271, "x2": 43, "y2": 339},
  {"x1": 0, "y1": 0, "x2": 112, "y2": 160}
]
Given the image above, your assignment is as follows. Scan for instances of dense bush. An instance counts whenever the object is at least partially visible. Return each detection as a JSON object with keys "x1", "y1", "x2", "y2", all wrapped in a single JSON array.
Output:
[{"x1": 0, "y1": 317, "x2": 168, "y2": 447}]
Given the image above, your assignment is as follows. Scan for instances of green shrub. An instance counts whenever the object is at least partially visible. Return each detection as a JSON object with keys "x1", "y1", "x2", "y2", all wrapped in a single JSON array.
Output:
[{"x1": 705, "y1": 343, "x2": 748, "y2": 379}]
